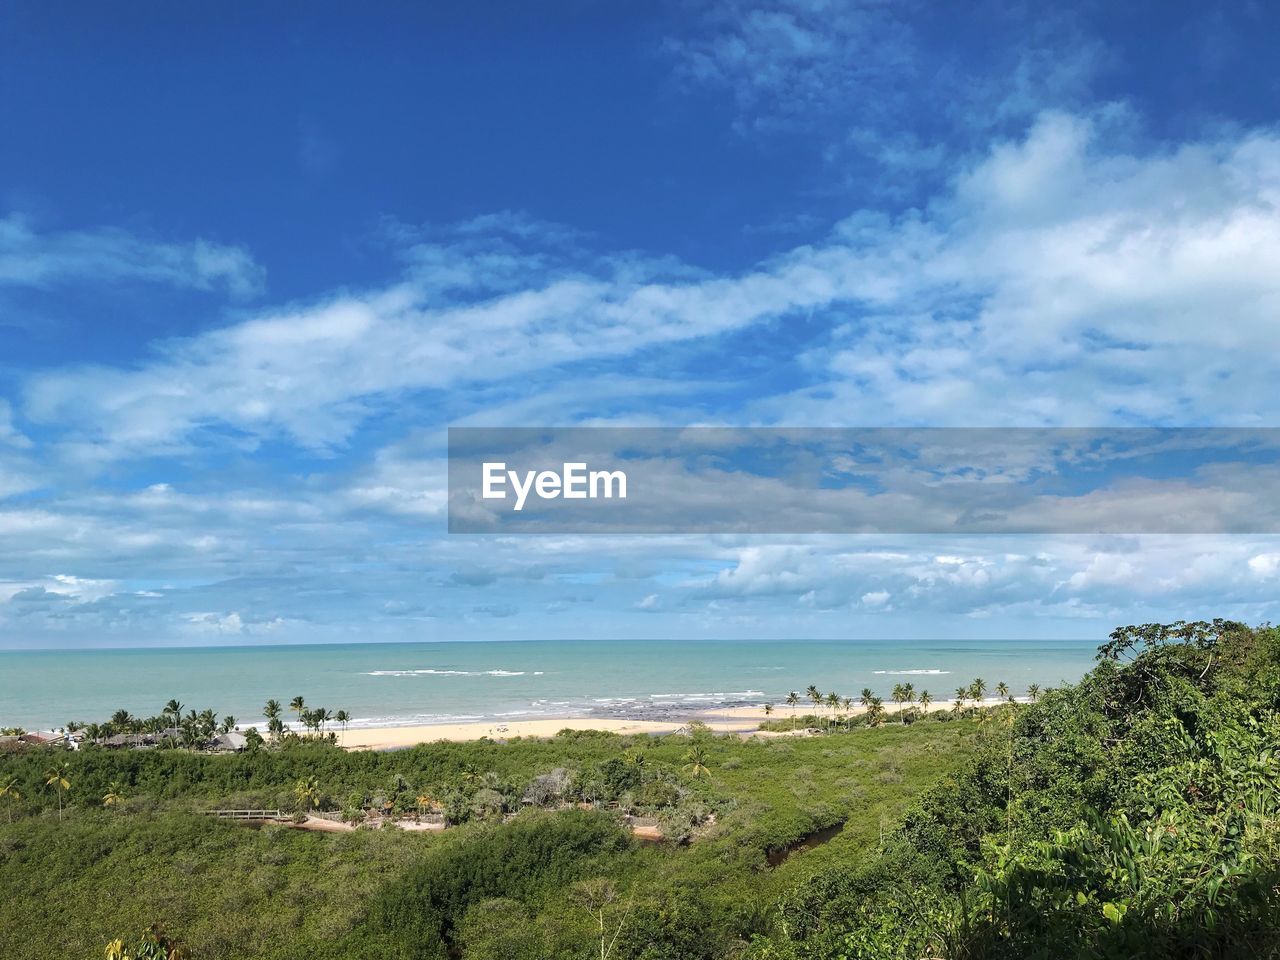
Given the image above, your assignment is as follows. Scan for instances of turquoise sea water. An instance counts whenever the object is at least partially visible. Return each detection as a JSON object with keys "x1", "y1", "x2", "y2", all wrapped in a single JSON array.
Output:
[{"x1": 0, "y1": 638, "x2": 1101, "y2": 732}]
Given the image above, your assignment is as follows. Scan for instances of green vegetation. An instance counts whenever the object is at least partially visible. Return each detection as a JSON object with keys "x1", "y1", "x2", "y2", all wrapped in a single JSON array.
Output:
[
  {"x1": 3, "y1": 618, "x2": 1274, "y2": 959},
  {"x1": 0, "y1": 714, "x2": 973, "y2": 959},
  {"x1": 745, "y1": 619, "x2": 1280, "y2": 959},
  {"x1": 56, "y1": 693, "x2": 350, "y2": 750}
]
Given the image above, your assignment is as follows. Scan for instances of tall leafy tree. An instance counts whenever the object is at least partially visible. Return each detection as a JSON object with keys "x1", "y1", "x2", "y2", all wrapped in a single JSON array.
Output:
[
  {"x1": 163, "y1": 700, "x2": 183, "y2": 731},
  {"x1": 681, "y1": 745, "x2": 711, "y2": 779},
  {"x1": 806, "y1": 685, "x2": 822, "y2": 712},
  {"x1": 44, "y1": 763, "x2": 71, "y2": 821},
  {"x1": 0, "y1": 776, "x2": 20, "y2": 823}
]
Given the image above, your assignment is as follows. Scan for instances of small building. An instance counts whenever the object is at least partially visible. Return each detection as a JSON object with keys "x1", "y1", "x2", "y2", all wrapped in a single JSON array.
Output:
[{"x1": 210, "y1": 732, "x2": 248, "y2": 753}]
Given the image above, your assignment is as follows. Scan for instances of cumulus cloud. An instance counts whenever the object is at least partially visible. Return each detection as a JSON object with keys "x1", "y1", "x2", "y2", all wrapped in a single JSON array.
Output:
[{"x1": 762, "y1": 111, "x2": 1280, "y2": 426}]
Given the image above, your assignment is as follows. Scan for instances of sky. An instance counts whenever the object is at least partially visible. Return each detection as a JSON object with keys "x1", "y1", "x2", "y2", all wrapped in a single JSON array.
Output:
[{"x1": 3, "y1": 1, "x2": 1280, "y2": 647}]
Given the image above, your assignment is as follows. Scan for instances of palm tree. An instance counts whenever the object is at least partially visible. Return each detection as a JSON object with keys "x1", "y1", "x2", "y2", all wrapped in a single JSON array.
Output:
[
  {"x1": 995, "y1": 681, "x2": 1010, "y2": 701},
  {"x1": 220, "y1": 716, "x2": 236, "y2": 735},
  {"x1": 806, "y1": 685, "x2": 822, "y2": 714},
  {"x1": 102, "y1": 781, "x2": 125, "y2": 806},
  {"x1": 45, "y1": 763, "x2": 71, "y2": 821},
  {"x1": 164, "y1": 699, "x2": 184, "y2": 730},
  {"x1": 294, "y1": 776, "x2": 320, "y2": 812},
  {"x1": 264, "y1": 699, "x2": 282, "y2": 738},
  {"x1": 335, "y1": 709, "x2": 351, "y2": 746},
  {"x1": 785, "y1": 691, "x2": 799, "y2": 730},
  {"x1": 763, "y1": 703, "x2": 774, "y2": 721},
  {"x1": 317, "y1": 707, "x2": 333, "y2": 737},
  {"x1": 919, "y1": 689, "x2": 933, "y2": 712},
  {"x1": 867, "y1": 697, "x2": 885, "y2": 726},
  {"x1": 0, "y1": 776, "x2": 20, "y2": 822},
  {"x1": 682, "y1": 745, "x2": 711, "y2": 779},
  {"x1": 969, "y1": 677, "x2": 987, "y2": 705},
  {"x1": 623, "y1": 746, "x2": 646, "y2": 771},
  {"x1": 1027, "y1": 683, "x2": 1041, "y2": 702},
  {"x1": 859, "y1": 687, "x2": 873, "y2": 708},
  {"x1": 825, "y1": 691, "x2": 840, "y2": 727},
  {"x1": 198, "y1": 709, "x2": 217, "y2": 739},
  {"x1": 891, "y1": 684, "x2": 906, "y2": 720},
  {"x1": 953, "y1": 686, "x2": 968, "y2": 715},
  {"x1": 290, "y1": 696, "x2": 306, "y2": 721}
]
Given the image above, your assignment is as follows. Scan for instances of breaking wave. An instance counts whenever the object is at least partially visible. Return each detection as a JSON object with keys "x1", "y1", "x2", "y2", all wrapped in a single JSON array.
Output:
[{"x1": 364, "y1": 668, "x2": 544, "y2": 677}]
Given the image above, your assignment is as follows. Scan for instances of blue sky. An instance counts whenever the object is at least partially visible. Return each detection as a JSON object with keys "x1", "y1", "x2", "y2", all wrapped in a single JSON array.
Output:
[{"x1": 3, "y1": 1, "x2": 1280, "y2": 647}]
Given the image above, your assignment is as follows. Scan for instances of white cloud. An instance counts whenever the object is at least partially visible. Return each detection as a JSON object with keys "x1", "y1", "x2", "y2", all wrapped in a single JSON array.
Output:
[
  {"x1": 21, "y1": 110, "x2": 1280, "y2": 464},
  {"x1": 10, "y1": 109, "x2": 1280, "y2": 643},
  {"x1": 762, "y1": 111, "x2": 1280, "y2": 426},
  {"x1": 0, "y1": 215, "x2": 265, "y2": 299},
  {"x1": 0, "y1": 400, "x2": 30, "y2": 449},
  {"x1": 0, "y1": 573, "x2": 117, "y2": 604},
  {"x1": 183, "y1": 611, "x2": 245, "y2": 634},
  {"x1": 1248, "y1": 553, "x2": 1280, "y2": 578},
  {"x1": 663, "y1": 0, "x2": 1104, "y2": 186}
]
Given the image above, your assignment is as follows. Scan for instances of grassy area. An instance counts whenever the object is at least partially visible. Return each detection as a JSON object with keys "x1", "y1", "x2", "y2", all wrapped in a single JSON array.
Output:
[{"x1": 0, "y1": 720, "x2": 977, "y2": 959}]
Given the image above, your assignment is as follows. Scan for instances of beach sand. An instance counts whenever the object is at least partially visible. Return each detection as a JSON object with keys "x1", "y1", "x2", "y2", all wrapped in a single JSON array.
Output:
[
  {"x1": 339, "y1": 713, "x2": 757, "y2": 750},
  {"x1": 335, "y1": 699, "x2": 995, "y2": 750}
]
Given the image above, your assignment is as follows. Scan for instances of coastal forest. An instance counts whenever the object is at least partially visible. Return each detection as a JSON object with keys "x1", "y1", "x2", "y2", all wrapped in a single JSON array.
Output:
[{"x1": 1, "y1": 619, "x2": 1277, "y2": 959}]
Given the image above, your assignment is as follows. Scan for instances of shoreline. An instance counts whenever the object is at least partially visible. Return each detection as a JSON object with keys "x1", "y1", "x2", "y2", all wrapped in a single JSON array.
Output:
[{"x1": 335, "y1": 699, "x2": 1016, "y2": 750}]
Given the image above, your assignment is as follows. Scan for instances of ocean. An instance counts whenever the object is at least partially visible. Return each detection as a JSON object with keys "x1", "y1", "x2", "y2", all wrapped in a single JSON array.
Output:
[{"x1": 0, "y1": 637, "x2": 1101, "y2": 732}]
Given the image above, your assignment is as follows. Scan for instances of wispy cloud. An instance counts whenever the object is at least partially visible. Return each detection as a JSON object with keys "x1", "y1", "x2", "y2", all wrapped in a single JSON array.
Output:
[
  {"x1": 0, "y1": 215, "x2": 265, "y2": 299},
  {"x1": 7, "y1": 94, "x2": 1280, "y2": 643},
  {"x1": 663, "y1": 0, "x2": 1107, "y2": 188},
  {"x1": 21, "y1": 110, "x2": 1280, "y2": 464}
]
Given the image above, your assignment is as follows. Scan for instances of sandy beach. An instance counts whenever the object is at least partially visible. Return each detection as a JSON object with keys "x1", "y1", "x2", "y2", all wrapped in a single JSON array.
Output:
[
  {"x1": 338, "y1": 712, "x2": 763, "y2": 750},
  {"x1": 334, "y1": 699, "x2": 996, "y2": 750}
]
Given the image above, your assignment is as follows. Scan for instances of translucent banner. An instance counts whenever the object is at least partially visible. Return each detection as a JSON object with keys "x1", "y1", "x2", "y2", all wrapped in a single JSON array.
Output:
[{"x1": 447, "y1": 427, "x2": 1280, "y2": 534}]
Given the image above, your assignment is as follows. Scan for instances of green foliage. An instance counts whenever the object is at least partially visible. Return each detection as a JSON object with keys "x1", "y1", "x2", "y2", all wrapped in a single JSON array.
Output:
[
  {"x1": 104, "y1": 923, "x2": 188, "y2": 959},
  {"x1": 0, "y1": 706, "x2": 976, "y2": 959},
  {"x1": 353, "y1": 810, "x2": 629, "y2": 959},
  {"x1": 750, "y1": 620, "x2": 1280, "y2": 959},
  {"x1": 11, "y1": 621, "x2": 1276, "y2": 958}
]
